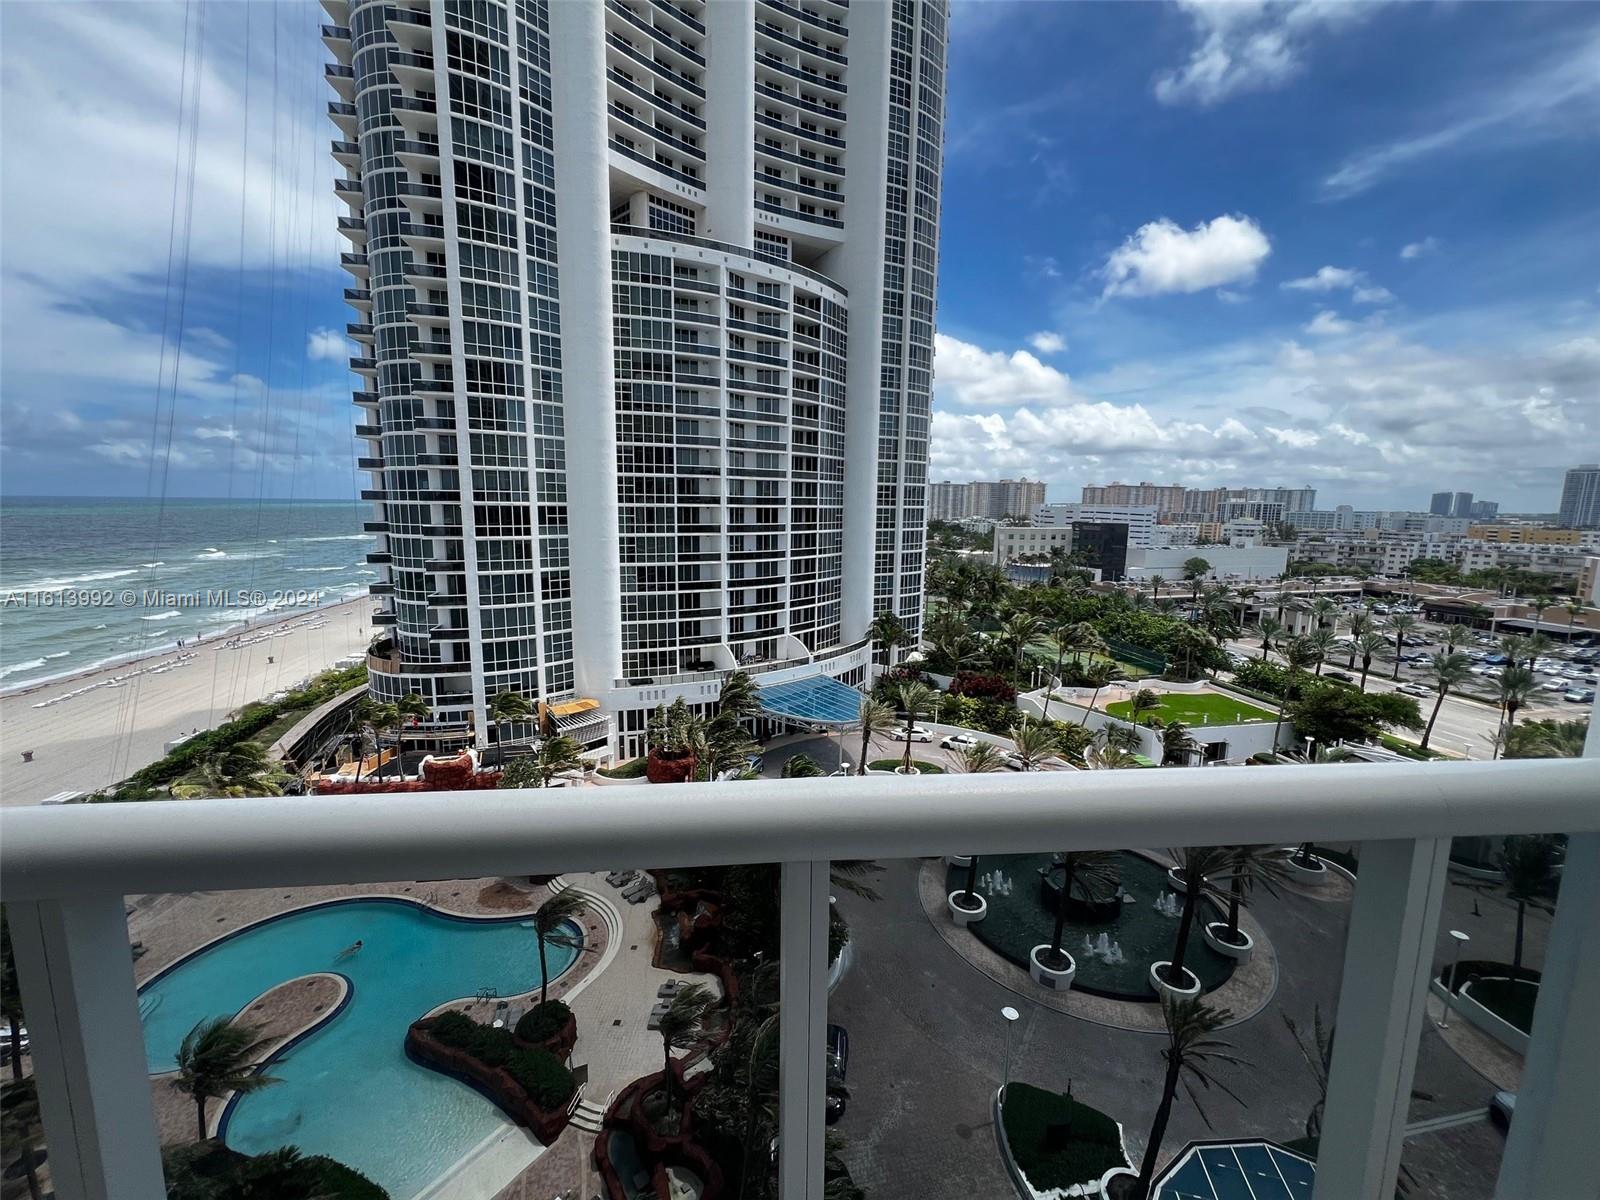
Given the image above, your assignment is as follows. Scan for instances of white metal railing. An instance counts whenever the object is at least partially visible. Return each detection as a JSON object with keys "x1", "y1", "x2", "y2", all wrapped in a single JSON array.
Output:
[{"x1": 2, "y1": 759, "x2": 1598, "y2": 1200}]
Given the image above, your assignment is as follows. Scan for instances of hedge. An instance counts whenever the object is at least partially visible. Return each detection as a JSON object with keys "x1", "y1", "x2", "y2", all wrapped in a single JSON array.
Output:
[
  {"x1": 514, "y1": 1000, "x2": 572, "y2": 1044},
  {"x1": 1001, "y1": 1082, "x2": 1128, "y2": 1193},
  {"x1": 428, "y1": 1010, "x2": 575, "y2": 1109},
  {"x1": 867, "y1": 759, "x2": 945, "y2": 774},
  {"x1": 506, "y1": 1045, "x2": 577, "y2": 1110},
  {"x1": 599, "y1": 758, "x2": 648, "y2": 779}
]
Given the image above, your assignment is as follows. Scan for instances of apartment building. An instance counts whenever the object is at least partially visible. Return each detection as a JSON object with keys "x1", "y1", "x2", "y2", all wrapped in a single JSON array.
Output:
[
  {"x1": 1559, "y1": 464, "x2": 1600, "y2": 529},
  {"x1": 1032, "y1": 501, "x2": 1156, "y2": 547},
  {"x1": 931, "y1": 476, "x2": 1046, "y2": 521}
]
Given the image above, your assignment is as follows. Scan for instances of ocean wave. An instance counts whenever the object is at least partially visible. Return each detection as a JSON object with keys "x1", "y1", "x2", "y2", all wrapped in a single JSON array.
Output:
[
  {"x1": 290, "y1": 566, "x2": 347, "y2": 573},
  {"x1": 295, "y1": 534, "x2": 372, "y2": 542},
  {"x1": 0, "y1": 659, "x2": 48, "y2": 679},
  {"x1": 93, "y1": 623, "x2": 108, "y2": 630},
  {"x1": 44, "y1": 651, "x2": 70, "y2": 659},
  {"x1": 198, "y1": 548, "x2": 227, "y2": 559},
  {"x1": 22, "y1": 567, "x2": 140, "y2": 588},
  {"x1": 139, "y1": 610, "x2": 184, "y2": 622}
]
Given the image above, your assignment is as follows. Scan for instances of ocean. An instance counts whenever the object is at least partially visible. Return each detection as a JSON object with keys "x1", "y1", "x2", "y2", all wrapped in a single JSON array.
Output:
[{"x1": 0, "y1": 497, "x2": 375, "y2": 688}]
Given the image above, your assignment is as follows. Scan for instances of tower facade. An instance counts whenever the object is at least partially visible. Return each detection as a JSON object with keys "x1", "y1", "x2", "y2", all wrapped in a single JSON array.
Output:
[{"x1": 328, "y1": 0, "x2": 948, "y2": 757}]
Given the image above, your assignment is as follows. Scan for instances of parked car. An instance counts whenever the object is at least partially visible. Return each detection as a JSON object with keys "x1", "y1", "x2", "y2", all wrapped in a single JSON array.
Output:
[
  {"x1": 825, "y1": 1024, "x2": 850, "y2": 1124},
  {"x1": 1489, "y1": 1090, "x2": 1516, "y2": 1131},
  {"x1": 1539, "y1": 680, "x2": 1569, "y2": 692},
  {"x1": 891, "y1": 726, "x2": 933, "y2": 743},
  {"x1": 745, "y1": 753, "x2": 766, "y2": 773},
  {"x1": 1396, "y1": 683, "x2": 1431, "y2": 697},
  {"x1": 939, "y1": 732, "x2": 980, "y2": 750},
  {"x1": 1564, "y1": 688, "x2": 1596, "y2": 703}
]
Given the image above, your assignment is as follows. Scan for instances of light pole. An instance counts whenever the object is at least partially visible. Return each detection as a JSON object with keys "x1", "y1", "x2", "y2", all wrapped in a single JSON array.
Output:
[
  {"x1": 999, "y1": 1005, "x2": 1020, "y2": 1101},
  {"x1": 1439, "y1": 929, "x2": 1471, "y2": 1029}
]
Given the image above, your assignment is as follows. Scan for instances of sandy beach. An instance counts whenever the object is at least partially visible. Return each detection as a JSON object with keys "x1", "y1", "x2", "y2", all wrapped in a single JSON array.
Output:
[{"x1": 0, "y1": 598, "x2": 372, "y2": 806}]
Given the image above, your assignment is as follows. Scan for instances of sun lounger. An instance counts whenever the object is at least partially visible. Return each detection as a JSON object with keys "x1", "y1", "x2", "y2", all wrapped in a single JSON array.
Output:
[
  {"x1": 656, "y1": 979, "x2": 685, "y2": 998},
  {"x1": 622, "y1": 878, "x2": 655, "y2": 903},
  {"x1": 606, "y1": 870, "x2": 638, "y2": 887}
]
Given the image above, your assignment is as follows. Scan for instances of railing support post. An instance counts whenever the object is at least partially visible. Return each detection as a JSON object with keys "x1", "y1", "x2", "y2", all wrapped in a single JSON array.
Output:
[
  {"x1": 1495, "y1": 832, "x2": 1600, "y2": 1198},
  {"x1": 1313, "y1": 837, "x2": 1448, "y2": 1200},
  {"x1": 778, "y1": 859, "x2": 828, "y2": 1200},
  {"x1": 6, "y1": 896, "x2": 165, "y2": 1200}
]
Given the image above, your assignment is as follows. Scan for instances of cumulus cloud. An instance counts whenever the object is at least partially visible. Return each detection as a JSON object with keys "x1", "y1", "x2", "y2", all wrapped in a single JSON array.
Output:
[
  {"x1": 1284, "y1": 266, "x2": 1395, "y2": 307},
  {"x1": 307, "y1": 328, "x2": 351, "y2": 362},
  {"x1": 1154, "y1": 0, "x2": 1385, "y2": 108},
  {"x1": 1352, "y1": 285, "x2": 1395, "y2": 305},
  {"x1": 1100, "y1": 214, "x2": 1272, "y2": 299},
  {"x1": 1400, "y1": 237, "x2": 1440, "y2": 260},
  {"x1": 1304, "y1": 310, "x2": 1354, "y2": 336},
  {"x1": 1027, "y1": 331, "x2": 1067, "y2": 354}
]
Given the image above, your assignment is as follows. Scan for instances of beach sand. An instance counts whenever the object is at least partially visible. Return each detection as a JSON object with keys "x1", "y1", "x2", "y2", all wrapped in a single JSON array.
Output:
[{"x1": 0, "y1": 598, "x2": 372, "y2": 806}]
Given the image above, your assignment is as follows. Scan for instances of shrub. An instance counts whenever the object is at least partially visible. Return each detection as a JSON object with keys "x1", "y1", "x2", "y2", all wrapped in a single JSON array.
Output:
[
  {"x1": 599, "y1": 758, "x2": 648, "y2": 779},
  {"x1": 506, "y1": 1047, "x2": 576, "y2": 1110},
  {"x1": 867, "y1": 759, "x2": 945, "y2": 773},
  {"x1": 515, "y1": 1000, "x2": 572, "y2": 1044},
  {"x1": 1001, "y1": 1082, "x2": 1128, "y2": 1193},
  {"x1": 949, "y1": 672, "x2": 1017, "y2": 703},
  {"x1": 429, "y1": 1010, "x2": 512, "y2": 1066}
]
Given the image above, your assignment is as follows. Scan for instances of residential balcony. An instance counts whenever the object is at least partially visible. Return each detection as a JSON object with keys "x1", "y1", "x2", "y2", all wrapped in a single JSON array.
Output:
[
  {"x1": 343, "y1": 286, "x2": 372, "y2": 311},
  {"x1": 334, "y1": 176, "x2": 363, "y2": 208},
  {"x1": 324, "y1": 61, "x2": 355, "y2": 100},
  {"x1": 351, "y1": 389, "x2": 379, "y2": 407},
  {"x1": 386, "y1": 7, "x2": 432, "y2": 51},
  {"x1": 330, "y1": 139, "x2": 361, "y2": 168},
  {"x1": 4, "y1": 760, "x2": 1594, "y2": 1200},
  {"x1": 339, "y1": 250, "x2": 368, "y2": 280},
  {"x1": 336, "y1": 215, "x2": 367, "y2": 245},
  {"x1": 347, "y1": 322, "x2": 374, "y2": 343},
  {"x1": 327, "y1": 99, "x2": 357, "y2": 138},
  {"x1": 320, "y1": 23, "x2": 352, "y2": 59},
  {"x1": 349, "y1": 356, "x2": 377, "y2": 376}
]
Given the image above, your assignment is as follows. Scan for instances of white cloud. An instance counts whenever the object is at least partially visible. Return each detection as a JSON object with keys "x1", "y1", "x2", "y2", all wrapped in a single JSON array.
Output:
[
  {"x1": 1100, "y1": 214, "x2": 1272, "y2": 299},
  {"x1": 1154, "y1": 0, "x2": 1385, "y2": 108},
  {"x1": 1400, "y1": 237, "x2": 1440, "y2": 260},
  {"x1": 1322, "y1": 27, "x2": 1600, "y2": 198},
  {"x1": 1027, "y1": 331, "x2": 1067, "y2": 354},
  {"x1": 1284, "y1": 266, "x2": 1361, "y2": 292},
  {"x1": 1304, "y1": 310, "x2": 1354, "y2": 336},
  {"x1": 1353, "y1": 285, "x2": 1395, "y2": 305},
  {"x1": 307, "y1": 329, "x2": 351, "y2": 362}
]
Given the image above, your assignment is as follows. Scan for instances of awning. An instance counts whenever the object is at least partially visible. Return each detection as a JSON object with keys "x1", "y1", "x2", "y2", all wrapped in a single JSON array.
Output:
[
  {"x1": 755, "y1": 672, "x2": 865, "y2": 726},
  {"x1": 546, "y1": 697, "x2": 599, "y2": 717}
]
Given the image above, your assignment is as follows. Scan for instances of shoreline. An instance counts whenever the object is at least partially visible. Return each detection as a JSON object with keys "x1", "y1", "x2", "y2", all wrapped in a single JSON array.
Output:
[{"x1": 0, "y1": 594, "x2": 370, "y2": 699}]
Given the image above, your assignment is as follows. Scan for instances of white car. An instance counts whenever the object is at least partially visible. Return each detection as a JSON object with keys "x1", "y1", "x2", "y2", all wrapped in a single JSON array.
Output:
[
  {"x1": 891, "y1": 726, "x2": 933, "y2": 743},
  {"x1": 1539, "y1": 680, "x2": 1569, "y2": 692},
  {"x1": 1564, "y1": 688, "x2": 1596, "y2": 703},
  {"x1": 939, "y1": 732, "x2": 980, "y2": 750},
  {"x1": 1396, "y1": 683, "x2": 1431, "y2": 698}
]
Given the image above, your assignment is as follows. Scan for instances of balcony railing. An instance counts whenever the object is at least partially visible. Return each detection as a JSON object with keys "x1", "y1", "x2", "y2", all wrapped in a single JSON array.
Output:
[{"x1": 3, "y1": 758, "x2": 1596, "y2": 1200}]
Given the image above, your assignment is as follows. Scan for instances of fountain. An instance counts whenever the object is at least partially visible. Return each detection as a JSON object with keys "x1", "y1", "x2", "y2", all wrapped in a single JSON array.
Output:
[{"x1": 1153, "y1": 891, "x2": 1182, "y2": 918}]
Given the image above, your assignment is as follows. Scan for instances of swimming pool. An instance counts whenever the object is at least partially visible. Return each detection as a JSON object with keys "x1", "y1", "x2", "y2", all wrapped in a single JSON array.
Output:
[{"x1": 139, "y1": 897, "x2": 582, "y2": 1199}]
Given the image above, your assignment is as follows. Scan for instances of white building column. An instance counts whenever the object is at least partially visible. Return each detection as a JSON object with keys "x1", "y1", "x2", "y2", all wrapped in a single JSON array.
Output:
[
  {"x1": 6, "y1": 897, "x2": 165, "y2": 1200},
  {"x1": 1313, "y1": 837, "x2": 1449, "y2": 1200},
  {"x1": 549, "y1": 0, "x2": 624, "y2": 699},
  {"x1": 778, "y1": 859, "x2": 829, "y2": 1200},
  {"x1": 701, "y1": 0, "x2": 754, "y2": 246}
]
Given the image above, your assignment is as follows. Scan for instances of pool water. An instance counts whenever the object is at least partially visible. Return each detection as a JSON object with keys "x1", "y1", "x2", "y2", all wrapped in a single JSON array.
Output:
[{"x1": 139, "y1": 898, "x2": 581, "y2": 1199}]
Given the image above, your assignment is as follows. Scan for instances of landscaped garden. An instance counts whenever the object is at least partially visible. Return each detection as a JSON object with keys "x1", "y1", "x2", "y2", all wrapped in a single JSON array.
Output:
[
  {"x1": 1104, "y1": 691, "x2": 1275, "y2": 726},
  {"x1": 1001, "y1": 1082, "x2": 1129, "y2": 1196},
  {"x1": 868, "y1": 758, "x2": 945, "y2": 773},
  {"x1": 945, "y1": 852, "x2": 1237, "y2": 1000}
]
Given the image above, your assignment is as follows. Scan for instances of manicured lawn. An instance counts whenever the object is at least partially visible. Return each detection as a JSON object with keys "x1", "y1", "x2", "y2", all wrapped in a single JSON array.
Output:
[
  {"x1": 868, "y1": 758, "x2": 945, "y2": 774},
  {"x1": 1105, "y1": 691, "x2": 1275, "y2": 726},
  {"x1": 1001, "y1": 1082, "x2": 1128, "y2": 1194}
]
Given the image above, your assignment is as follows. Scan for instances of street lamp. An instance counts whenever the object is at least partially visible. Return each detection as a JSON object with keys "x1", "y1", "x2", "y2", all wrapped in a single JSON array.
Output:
[
  {"x1": 1439, "y1": 929, "x2": 1471, "y2": 1029},
  {"x1": 999, "y1": 1005, "x2": 1020, "y2": 1101}
]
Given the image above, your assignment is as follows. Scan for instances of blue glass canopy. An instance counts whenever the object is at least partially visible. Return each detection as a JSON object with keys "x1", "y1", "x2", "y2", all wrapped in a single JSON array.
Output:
[
  {"x1": 1155, "y1": 1141, "x2": 1315, "y2": 1200},
  {"x1": 755, "y1": 672, "x2": 865, "y2": 726}
]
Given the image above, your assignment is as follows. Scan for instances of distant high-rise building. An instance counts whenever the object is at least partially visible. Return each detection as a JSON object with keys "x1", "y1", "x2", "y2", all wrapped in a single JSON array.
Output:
[
  {"x1": 1559, "y1": 465, "x2": 1600, "y2": 529},
  {"x1": 1081, "y1": 481, "x2": 1188, "y2": 514},
  {"x1": 1429, "y1": 492, "x2": 1454, "y2": 516},
  {"x1": 1430, "y1": 491, "x2": 1477, "y2": 518},
  {"x1": 333, "y1": 0, "x2": 951, "y2": 759},
  {"x1": 1451, "y1": 492, "x2": 1474, "y2": 518},
  {"x1": 1468, "y1": 499, "x2": 1499, "y2": 519},
  {"x1": 929, "y1": 478, "x2": 1045, "y2": 521}
]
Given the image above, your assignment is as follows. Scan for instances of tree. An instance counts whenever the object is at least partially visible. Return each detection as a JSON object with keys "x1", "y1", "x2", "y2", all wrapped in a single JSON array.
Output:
[
  {"x1": 1039, "y1": 851, "x2": 1120, "y2": 972},
  {"x1": 855, "y1": 699, "x2": 898, "y2": 777},
  {"x1": 1127, "y1": 688, "x2": 1162, "y2": 727},
  {"x1": 1529, "y1": 594, "x2": 1553, "y2": 636},
  {"x1": 1387, "y1": 614, "x2": 1419, "y2": 680},
  {"x1": 1149, "y1": 574, "x2": 1166, "y2": 600},
  {"x1": 1285, "y1": 683, "x2": 1422, "y2": 747},
  {"x1": 868, "y1": 611, "x2": 912, "y2": 667},
  {"x1": 782, "y1": 753, "x2": 825, "y2": 778},
  {"x1": 1420, "y1": 652, "x2": 1470, "y2": 750},
  {"x1": 1309, "y1": 597, "x2": 1339, "y2": 629},
  {"x1": 0, "y1": 1077, "x2": 43, "y2": 1200},
  {"x1": 1161, "y1": 846, "x2": 1235, "y2": 991},
  {"x1": 490, "y1": 690, "x2": 535, "y2": 762},
  {"x1": 657, "y1": 983, "x2": 716, "y2": 1119},
  {"x1": 1217, "y1": 845, "x2": 1290, "y2": 945},
  {"x1": 895, "y1": 682, "x2": 937, "y2": 774},
  {"x1": 1303, "y1": 627, "x2": 1337, "y2": 676},
  {"x1": 395, "y1": 689, "x2": 430, "y2": 738},
  {"x1": 1496, "y1": 836, "x2": 1560, "y2": 979},
  {"x1": 173, "y1": 1016, "x2": 280, "y2": 1142},
  {"x1": 996, "y1": 612, "x2": 1047, "y2": 683},
  {"x1": 717, "y1": 670, "x2": 762, "y2": 722},
  {"x1": 1160, "y1": 720, "x2": 1200, "y2": 766},
  {"x1": 1079, "y1": 661, "x2": 1120, "y2": 725},
  {"x1": 1132, "y1": 998, "x2": 1248, "y2": 1200},
  {"x1": 531, "y1": 735, "x2": 583, "y2": 787},
  {"x1": 1182, "y1": 557, "x2": 1212, "y2": 605},
  {"x1": 957, "y1": 741, "x2": 1007, "y2": 774},
  {"x1": 1565, "y1": 601, "x2": 1585, "y2": 639},
  {"x1": 1493, "y1": 666, "x2": 1536, "y2": 758},
  {"x1": 1354, "y1": 630, "x2": 1388, "y2": 692},
  {"x1": 1502, "y1": 718, "x2": 1588, "y2": 759},
  {"x1": 1272, "y1": 637, "x2": 1318, "y2": 752},
  {"x1": 1009, "y1": 719, "x2": 1059, "y2": 772},
  {"x1": 531, "y1": 890, "x2": 586, "y2": 1006},
  {"x1": 1256, "y1": 616, "x2": 1282, "y2": 660},
  {"x1": 171, "y1": 741, "x2": 289, "y2": 798},
  {"x1": 1344, "y1": 611, "x2": 1372, "y2": 668}
]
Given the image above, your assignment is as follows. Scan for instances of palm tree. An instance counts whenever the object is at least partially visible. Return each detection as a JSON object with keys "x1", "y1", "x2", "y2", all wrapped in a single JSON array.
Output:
[
  {"x1": 1008, "y1": 719, "x2": 1058, "y2": 771},
  {"x1": 1420, "y1": 652, "x2": 1470, "y2": 750},
  {"x1": 1493, "y1": 666, "x2": 1536, "y2": 758},
  {"x1": 395, "y1": 688, "x2": 430, "y2": 741},
  {"x1": 717, "y1": 669, "x2": 762, "y2": 721},
  {"x1": 1502, "y1": 719, "x2": 1587, "y2": 759},
  {"x1": 1271, "y1": 637, "x2": 1317, "y2": 755},
  {"x1": 782, "y1": 753, "x2": 826, "y2": 778},
  {"x1": 1149, "y1": 574, "x2": 1166, "y2": 600},
  {"x1": 1303, "y1": 627, "x2": 1337, "y2": 676},
  {"x1": 1127, "y1": 687, "x2": 1162, "y2": 727},
  {"x1": 1565, "y1": 601, "x2": 1584, "y2": 641},
  {"x1": 1083, "y1": 740, "x2": 1141, "y2": 770},
  {"x1": 1132, "y1": 998, "x2": 1248, "y2": 1200},
  {"x1": 1496, "y1": 836, "x2": 1560, "y2": 980},
  {"x1": 1521, "y1": 631, "x2": 1554, "y2": 670},
  {"x1": 1182, "y1": 557, "x2": 1211, "y2": 607},
  {"x1": 531, "y1": 890, "x2": 587, "y2": 1006},
  {"x1": 532, "y1": 734, "x2": 583, "y2": 786},
  {"x1": 173, "y1": 1016, "x2": 280, "y2": 1142},
  {"x1": 895, "y1": 682, "x2": 937, "y2": 775},
  {"x1": 1309, "y1": 597, "x2": 1339, "y2": 629},
  {"x1": 1529, "y1": 594, "x2": 1553, "y2": 636},
  {"x1": 957, "y1": 741, "x2": 1007, "y2": 774},
  {"x1": 172, "y1": 741, "x2": 288, "y2": 798},
  {"x1": 1344, "y1": 612, "x2": 1372, "y2": 668},
  {"x1": 1160, "y1": 845, "x2": 1235, "y2": 992},
  {"x1": 1281, "y1": 1008, "x2": 1334, "y2": 1140},
  {"x1": 1039, "y1": 851, "x2": 1121, "y2": 972},
  {"x1": 996, "y1": 612, "x2": 1046, "y2": 684},
  {"x1": 1442, "y1": 623, "x2": 1472, "y2": 653},
  {"x1": 1078, "y1": 661, "x2": 1121, "y2": 725},
  {"x1": 1256, "y1": 615, "x2": 1283, "y2": 660},
  {"x1": 1160, "y1": 720, "x2": 1200, "y2": 766},
  {"x1": 867, "y1": 610, "x2": 911, "y2": 667},
  {"x1": 657, "y1": 983, "x2": 716, "y2": 1119},
  {"x1": 1217, "y1": 845, "x2": 1290, "y2": 945},
  {"x1": 1387, "y1": 614, "x2": 1419, "y2": 680},
  {"x1": 855, "y1": 699, "x2": 897, "y2": 777},
  {"x1": 490, "y1": 690, "x2": 535, "y2": 762},
  {"x1": 1354, "y1": 630, "x2": 1388, "y2": 692}
]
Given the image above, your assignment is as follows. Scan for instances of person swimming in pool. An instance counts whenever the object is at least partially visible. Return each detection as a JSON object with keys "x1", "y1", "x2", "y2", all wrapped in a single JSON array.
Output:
[{"x1": 335, "y1": 939, "x2": 364, "y2": 960}]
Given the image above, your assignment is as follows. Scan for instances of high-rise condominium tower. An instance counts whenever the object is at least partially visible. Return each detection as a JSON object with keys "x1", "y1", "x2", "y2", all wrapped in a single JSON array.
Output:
[
  {"x1": 1559, "y1": 465, "x2": 1600, "y2": 529},
  {"x1": 328, "y1": 0, "x2": 948, "y2": 757}
]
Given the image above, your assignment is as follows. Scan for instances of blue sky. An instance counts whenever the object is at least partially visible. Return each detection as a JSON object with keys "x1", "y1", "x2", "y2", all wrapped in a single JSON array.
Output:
[{"x1": 2, "y1": 0, "x2": 1597, "y2": 511}]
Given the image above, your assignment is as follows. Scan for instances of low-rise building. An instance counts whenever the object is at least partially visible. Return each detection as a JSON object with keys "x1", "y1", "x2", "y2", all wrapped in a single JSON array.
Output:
[
  {"x1": 1033, "y1": 502, "x2": 1156, "y2": 547},
  {"x1": 1122, "y1": 544, "x2": 1288, "y2": 582},
  {"x1": 992, "y1": 524, "x2": 1073, "y2": 566}
]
